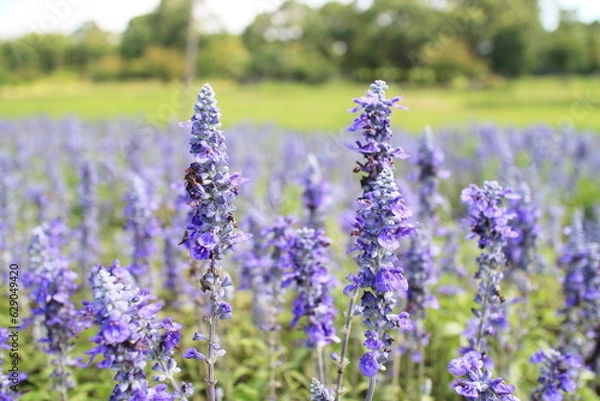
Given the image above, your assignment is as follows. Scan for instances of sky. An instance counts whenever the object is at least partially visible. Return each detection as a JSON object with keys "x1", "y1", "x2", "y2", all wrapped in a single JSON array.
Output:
[{"x1": 0, "y1": 0, "x2": 598, "y2": 39}]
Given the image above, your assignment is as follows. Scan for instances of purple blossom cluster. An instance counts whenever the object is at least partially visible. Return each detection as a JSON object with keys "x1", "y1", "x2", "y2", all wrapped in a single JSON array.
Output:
[
  {"x1": 310, "y1": 377, "x2": 335, "y2": 401},
  {"x1": 448, "y1": 351, "x2": 519, "y2": 401},
  {"x1": 180, "y1": 83, "x2": 247, "y2": 262},
  {"x1": 301, "y1": 155, "x2": 332, "y2": 228},
  {"x1": 77, "y1": 160, "x2": 99, "y2": 271},
  {"x1": 347, "y1": 80, "x2": 409, "y2": 185},
  {"x1": 503, "y1": 182, "x2": 543, "y2": 285},
  {"x1": 240, "y1": 215, "x2": 296, "y2": 332},
  {"x1": 0, "y1": 328, "x2": 26, "y2": 399},
  {"x1": 402, "y1": 230, "x2": 438, "y2": 361},
  {"x1": 558, "y1": 212, "x2": 600, "y2": 363},
  {"x1": 86, "y1": 262, "x2": 192, "y2": 400},
  {"x1": 413, "y1": 126, "x2": 448, "y2": 227},
  {"x1": 530, "y1": 348, "x2": 581, "y2": 401},
  {"x1": 25, "y1": 220, "x2": 87, "y2": 397},
  {"x1": 179, "y1": 84, "x2": 248, "y2": 399},
  {"x1": 345, "y1": 81, "x2": 415, "y2": 383},
  {"x1": 460, "y1": 181, "x2": 518, "y2": 357},
  {"x1": 124, "y1": 173, "x2": 161, "y2": 284},
  {"x1": 283, "y1": 227, "x2": 338, "y2": 348},
  {"x1": 348, "y1": 168, "x2": 415, "y2": 377}
]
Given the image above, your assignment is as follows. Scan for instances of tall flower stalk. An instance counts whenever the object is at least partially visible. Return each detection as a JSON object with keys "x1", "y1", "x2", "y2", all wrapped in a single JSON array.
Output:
[
  {"x1": 239, "y1": 215, "x2": 296, "y2": 400},
  {"x1": 558, "y1": 211, "x2": 600, "y2": 372},
  {"x1": 460, "y1": 181, "x2": 517, "y2": 362},
  {"x1": 283, "y1": 227, "x2": 339, "y2": 384},
  {"x1": 336, "y1": 80, "x2": 414, "y2": 401},
  {"x1": 124, "y1": 173, "x2": 160, "y2": 287},
  {"x1": 179, "y1": 84, "x2": 248, "y2": 401},
  {"x1": 25, "y1": 221, "x2": 88, "y2": 400},
  {"x1": 86, "y1": 262, "x2": 193, "y2": 400},
  {"x1": 301, "y1": 155, "x2": 332, "y2": 229},
  {"x1": 77, "y1": 160, "x2": 99, "y2": 273}
]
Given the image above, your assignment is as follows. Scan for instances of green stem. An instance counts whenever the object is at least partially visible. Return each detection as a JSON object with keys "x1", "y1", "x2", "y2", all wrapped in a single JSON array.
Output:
[
  {"x1": 335, "y1": 290, "x2": 358, "y2": 401},
  {"x1": 317, "y1": 345, "x2": 326, "y2": 385},
  {"x1": 365, "y1": 375, "x2": 378, "y2": 401}
]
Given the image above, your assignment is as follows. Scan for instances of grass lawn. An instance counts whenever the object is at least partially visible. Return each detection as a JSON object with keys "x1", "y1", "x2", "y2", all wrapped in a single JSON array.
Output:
[{"x1": 0, "y1": 76, "x2": 599, "y2": 132}]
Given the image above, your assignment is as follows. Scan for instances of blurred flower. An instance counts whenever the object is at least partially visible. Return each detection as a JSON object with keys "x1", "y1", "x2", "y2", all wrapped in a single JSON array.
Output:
[
  {"x1": 448, "y1": 351, "x2": 519, "y2": 401},
  {"x1": 530, "y1": 348, "x2": 581, "y2": 401},
  {"x1": 25, "y1": 220, "x2": 89, "y2": 396},
  {"x1": 283, "y1": 227, "x2": 338, "y2": 348}
]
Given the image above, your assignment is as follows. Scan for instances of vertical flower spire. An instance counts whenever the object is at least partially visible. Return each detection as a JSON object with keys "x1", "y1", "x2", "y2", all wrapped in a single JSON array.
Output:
[
  {"x1": 179, "y1": 83, "x2": 248, "y2": 401},
  {"x1": 123, "y1": 173, "x2": 160, "y2": 286},
  {"x1": 460, "y1": 181, "x2": 518, "y2": 360},
  {"x1": 336, "y1": 80, "x2": 414, "y2": 401},
  {"x1": 414, "y1": 126, "x2": 448, "y2": 229},
  {"x1": 283, "y1": 227, "x2": 339, "y2": 384},
  {"x1": 301, "y1": 155, "x2": 332, "y2": 229},
  {"x1": 77, "y1": 160, "x2": 99, "y2": 272},
  {"x1": 557, "y1": 211, "x2": 600, "y2": 366},
  {"x1": 530, "y1": 349, "x2": 581, "y2": 401},
  {"x1": 86, "y1": 262, "x2": 192, "y2": 401},
  {"x1": 25, "y1": 220, "x2": 88, "y2": 400}
]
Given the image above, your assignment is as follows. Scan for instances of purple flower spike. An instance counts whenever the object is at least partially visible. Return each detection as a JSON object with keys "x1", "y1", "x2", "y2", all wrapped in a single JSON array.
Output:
[
  {"x1": 179, "y1": 83, "x2": 248, "y2": 398},
  {"x1": 461, "y1": 181, "x2": 517, "y2": 358},
  {"x1": 284, "y1": 227, "x2": 339, "y2": 348},
  {"x1": 25, "y1": 221, "x2": 90, "y2": 397},
  {"x1": 448, "y1": 351, "x2": 520, "y2": 401},
  {"x1": 301, "y1": 155, "x2": 332, "y2": 229},
  {"x1": 530, "y1": 348, "x2": 581, "y2": 401},
  {"x1": 310, "y1": 377, "x2": 335, "y2": 401},
  {"x1": 344, "y1": 81, "x2": 416, "y2": 385},
  {"x1": 558, "y1": 211, "x2": 600, "y2": 364},
  {"x1": 86, "y1": 263, "x2": 193, "y2": 400}
]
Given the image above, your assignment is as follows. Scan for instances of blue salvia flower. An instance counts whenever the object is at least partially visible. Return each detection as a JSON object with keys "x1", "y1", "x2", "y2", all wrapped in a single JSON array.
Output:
[
  {"x1": 310, "y1": 377, "x2": 335, "y2": 401},
  {"x1": 413, "y1": 126, "x2": 448, "y2": 230},
  {"x1": 530, "y1": 349, "x2": 581, "y2": 401},
  {"x1": 558, "y1": 212, "x2": 600, "y2": 365},
  {"x1": 179, "y1": 84, "x2": 248, "y2": 399},
  {"x1": 460, "y1": 181, "x2": 518, "y2": 358},
  {"x1": 77, "y1": 160, "x2": 99, "y2": 272},
  {"x1": 0, "y1": 328, "x2": 26, "y2": 398},
  {"x1": 283, "y1": 227, "x2": 339, "y2": 348},
  {"x1": 124, "y1": 173, "x2": 161, "y2": 286},
  {"x1": 347, "y1": 168, "x2": 416, "y2": 378},
  {"x1": 337, "y1": 81, "x2": 413, "y2": 401},
  {"x1": 503, "y1": 182, "x2": 544, "y2": 288},
  {"x1": 301, "y1": 155, "x2": 332, "y2": 229},
  {"x1": 25, "y1": 220, "x2": 90, "y2": 398},
  {"x1": 163, "y1": 183, "x2": 194, "y2": 305},
  {"x1": 346, "y1": 81, "x2": 409, "y2": 184},
  {"x1": 234, "y1": 215, "x2": 295, "y2": 400},
  {"x1": 402, "y1": 230, "x2": 438, "y2": 362},
  {"x1": 86, "y1": 262, "x2": 193, "y2": 401},
  {"x1": 448, "y1": 351, "x2": 519, "y2": 401}
]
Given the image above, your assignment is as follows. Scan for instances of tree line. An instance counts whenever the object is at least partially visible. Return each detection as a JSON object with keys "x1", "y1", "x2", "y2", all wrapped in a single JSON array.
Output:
[{"x1": 1, "y1": 0, "x2": 598, "y2": 85}]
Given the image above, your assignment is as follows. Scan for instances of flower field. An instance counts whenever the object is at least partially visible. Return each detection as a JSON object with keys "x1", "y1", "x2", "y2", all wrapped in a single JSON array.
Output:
[{"x1": 1, "y1": 81, "x2": 600, "y2": 401}]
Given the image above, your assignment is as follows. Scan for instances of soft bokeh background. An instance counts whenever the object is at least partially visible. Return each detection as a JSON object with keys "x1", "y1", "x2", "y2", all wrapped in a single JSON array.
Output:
[{"x1": 0, "y1": 0, "x2": 598, "y2": 131}]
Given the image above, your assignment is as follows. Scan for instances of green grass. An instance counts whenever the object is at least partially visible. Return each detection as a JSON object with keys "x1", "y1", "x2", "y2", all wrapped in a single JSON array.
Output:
[{"x1": 1, "y1": 76, "x2": 599, "y2": 132}]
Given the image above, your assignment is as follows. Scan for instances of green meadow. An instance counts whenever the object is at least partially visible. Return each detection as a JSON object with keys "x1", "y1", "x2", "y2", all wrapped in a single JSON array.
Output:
[{"x1": 1, "y1": 76, "x2": 599, "y2": 132}]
